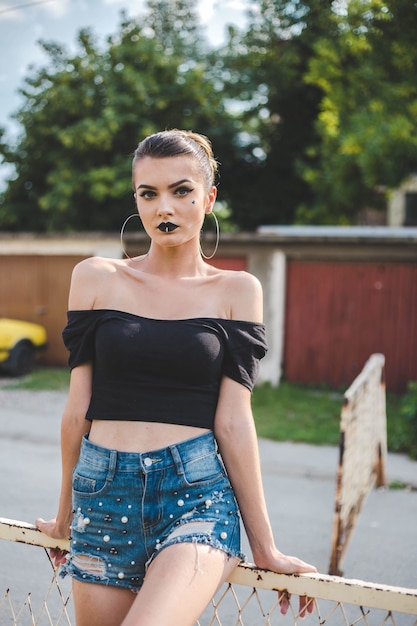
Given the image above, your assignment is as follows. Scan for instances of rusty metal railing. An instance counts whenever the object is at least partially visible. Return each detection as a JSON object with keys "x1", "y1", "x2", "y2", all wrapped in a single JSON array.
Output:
[
  {"x1": 329, "y1": 353, "x2": 387, "y2": 576},
  {"x1": 1, "y1": 517, "x2": 416, "y2": 626}
]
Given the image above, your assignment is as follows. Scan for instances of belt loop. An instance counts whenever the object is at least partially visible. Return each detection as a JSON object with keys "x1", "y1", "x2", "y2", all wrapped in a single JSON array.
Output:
[
  {"x1": 169, "y1": 445, "x2": 184, "y2": 477},
  {"x1": 108, "y1": 449, "x2": 117, "y2": 482}
]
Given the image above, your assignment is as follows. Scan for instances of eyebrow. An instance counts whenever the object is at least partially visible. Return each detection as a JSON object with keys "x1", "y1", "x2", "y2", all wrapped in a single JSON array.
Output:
[{"x1": 136, "y1": 178, "x2": 193, "y2": 191}]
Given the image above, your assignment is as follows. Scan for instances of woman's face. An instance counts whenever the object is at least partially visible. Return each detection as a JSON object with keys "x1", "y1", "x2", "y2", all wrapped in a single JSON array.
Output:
[{"x1": 132, "y1": 155, "x2": 217, "y2": 249}]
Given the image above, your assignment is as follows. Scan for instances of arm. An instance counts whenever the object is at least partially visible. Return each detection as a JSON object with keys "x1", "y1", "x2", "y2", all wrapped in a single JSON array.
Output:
[
  {"x1": 214, "y1": 379, "x2": 316, "y2": 575},
  {"x1": 214, "y1": 271, "x2": 316, "y2": 614},
  {"x1": 36, "y1": 365, "x2": 92, "y2": 540},
  {"x1": 36, "y1": 260, "x2": 97, "y2": 542}
]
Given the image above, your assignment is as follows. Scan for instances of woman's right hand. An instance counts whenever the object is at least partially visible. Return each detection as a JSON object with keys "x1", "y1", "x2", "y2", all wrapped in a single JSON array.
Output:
[{"x1": 36, "y1": 517, "x2": 70, "y2": 568}]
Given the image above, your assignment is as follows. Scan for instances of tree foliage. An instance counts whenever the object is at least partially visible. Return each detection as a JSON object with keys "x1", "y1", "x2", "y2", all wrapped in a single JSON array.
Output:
[
  {"x1": 212, "y1": 0, "x2": 337, "y2": 229},
  {"x1": 0, "y1": 1, "x2": 235, "y2": 231},
  {"x1": 0, "y1": 0, "x2": 416, "y2": 231},
  {"x1": 297, "y1": 0, "x2": 417, "y2": 223}
]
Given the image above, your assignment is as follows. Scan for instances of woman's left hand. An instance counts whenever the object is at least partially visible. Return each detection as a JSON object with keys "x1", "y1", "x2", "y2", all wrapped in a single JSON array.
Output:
[{"x1": 254, "y1": 549, "x2": 317, "y2": 618}]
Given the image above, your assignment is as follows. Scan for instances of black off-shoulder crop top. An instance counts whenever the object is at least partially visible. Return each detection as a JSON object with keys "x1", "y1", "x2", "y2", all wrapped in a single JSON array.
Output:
[{"x1": 62, "y1": 310, "x2": 268, "y2": 430}]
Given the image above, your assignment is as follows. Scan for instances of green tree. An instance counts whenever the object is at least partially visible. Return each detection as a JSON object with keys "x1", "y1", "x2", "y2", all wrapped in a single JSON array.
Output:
[
  {"x1": 145, "y1": 0, "x2": 205, "y2": 56},
  {"x1": 298, "y1": 0, "x2": 417, "y2": 223},
  {"x1": 5, "y1": 0, "x2": 416, "y2": 231},
  {"x1": 0, "y1": 1, "x2": 236, "y2": 232},
  {"x1": 210, "y1": 0, "x2": 336, "y2": 229}
]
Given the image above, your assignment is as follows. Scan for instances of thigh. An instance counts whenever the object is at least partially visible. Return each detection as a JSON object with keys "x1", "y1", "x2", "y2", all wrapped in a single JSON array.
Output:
[
  {"x1": 72, "y1": 579, "x2": 135, "y2": 626},
  {"x1": 121, "y1": 543, "x2": 239, "y2": 626}
]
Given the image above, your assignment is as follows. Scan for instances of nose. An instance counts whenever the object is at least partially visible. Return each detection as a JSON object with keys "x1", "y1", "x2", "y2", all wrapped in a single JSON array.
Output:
[{"x1": 157, "y1": 193, "x2": 174, "y2": 217}]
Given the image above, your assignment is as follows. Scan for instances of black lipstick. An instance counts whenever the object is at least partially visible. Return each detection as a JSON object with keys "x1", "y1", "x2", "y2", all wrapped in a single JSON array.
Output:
[{"x1": 158, "y1": 222, "x2": 178, "y2": 233}]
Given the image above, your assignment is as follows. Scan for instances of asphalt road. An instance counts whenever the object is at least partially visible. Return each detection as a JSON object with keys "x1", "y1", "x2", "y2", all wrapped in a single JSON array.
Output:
[{"x1": 0, "y1": 388, "x2": 416, "y2": 623}]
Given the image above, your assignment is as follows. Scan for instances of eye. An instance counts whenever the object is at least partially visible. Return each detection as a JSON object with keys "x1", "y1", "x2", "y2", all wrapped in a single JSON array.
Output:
[
  {"x1": 139, "y1": 189, "x2": 156, "y2": 199},
  {"x1": 175, "y1": 186, "x2": 193, "y2": 196}
]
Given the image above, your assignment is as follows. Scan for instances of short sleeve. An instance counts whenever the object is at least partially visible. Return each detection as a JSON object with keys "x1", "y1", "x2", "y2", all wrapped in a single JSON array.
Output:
[
  {"x1": 62, "y1": 310, "x2": 101, "y2": 370},
  {"x1": 222, "y1": 321, "x2": 268, "y2": 390}
]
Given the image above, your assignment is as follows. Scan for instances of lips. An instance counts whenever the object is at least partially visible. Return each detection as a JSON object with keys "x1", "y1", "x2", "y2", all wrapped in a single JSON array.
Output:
[{"x1": 158, "y1": 222, "x2": 178, "y2": 233}]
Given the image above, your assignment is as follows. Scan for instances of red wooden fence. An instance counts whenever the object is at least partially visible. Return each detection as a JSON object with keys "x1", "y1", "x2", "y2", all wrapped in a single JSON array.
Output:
[{"x1": 284, "y1": 261, "x2": 417, "y2": 393}]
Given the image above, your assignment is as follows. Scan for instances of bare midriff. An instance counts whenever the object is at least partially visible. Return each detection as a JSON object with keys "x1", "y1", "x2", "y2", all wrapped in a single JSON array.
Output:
[{"x1": 88, "y1": 420, "x2": 211, "y2": 453}]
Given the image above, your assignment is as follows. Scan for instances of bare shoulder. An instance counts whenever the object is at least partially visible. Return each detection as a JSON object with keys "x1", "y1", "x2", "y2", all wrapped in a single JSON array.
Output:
[
  {"x1": 71, "y1": 256, "x2": 119, "y2": 285},
  {"x1": 68, "y1": 256, "x2": 120, "y2": 310},
  {"x1": 219, "y1": 270, "x2": 263, "y2": 323}
]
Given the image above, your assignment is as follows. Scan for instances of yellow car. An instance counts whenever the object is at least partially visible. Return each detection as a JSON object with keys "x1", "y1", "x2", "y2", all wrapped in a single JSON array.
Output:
[{"x1": 0, "y1": 318, "x2": 47, "y2": 376}]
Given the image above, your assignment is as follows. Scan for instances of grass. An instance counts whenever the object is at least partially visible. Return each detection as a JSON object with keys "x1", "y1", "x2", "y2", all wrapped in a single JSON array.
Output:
[
  {"x1": 252, "y1": 382, "x2": 343, "y2": 446},
  {"x1": 252, "y1": 382, "x2": 410, "y2": 454},
  {"x1": 1, "y1": 366, "x2": 70, "y2": 391},
  {"x1": 1, "y1": 368, "x2": 412, "y2": 455}
]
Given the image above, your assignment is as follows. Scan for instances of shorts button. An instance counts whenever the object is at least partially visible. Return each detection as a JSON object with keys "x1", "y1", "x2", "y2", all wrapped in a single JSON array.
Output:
[{"x1": 144, "y1": 458, "x2": 152, "y2": 467}]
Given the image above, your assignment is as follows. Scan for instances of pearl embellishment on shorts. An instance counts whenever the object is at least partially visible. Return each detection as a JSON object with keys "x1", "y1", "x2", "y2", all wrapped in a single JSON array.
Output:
[{"x1": 70, "y1": 434, "x2": 237, "y2": 588}]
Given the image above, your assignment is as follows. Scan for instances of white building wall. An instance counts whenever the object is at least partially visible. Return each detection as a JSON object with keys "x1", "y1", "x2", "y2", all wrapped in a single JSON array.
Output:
[
  {"x1": 248, "y1": 249, "x2": 286, "y2": 387},
  {"x1": 388, "y1": 175, "x2": 417, "y2": 226}
]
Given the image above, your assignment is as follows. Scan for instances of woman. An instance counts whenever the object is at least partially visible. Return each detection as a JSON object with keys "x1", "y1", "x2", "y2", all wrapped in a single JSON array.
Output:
[{"x1": 37, "y1": 129, "x2": 316, "y2": 626}]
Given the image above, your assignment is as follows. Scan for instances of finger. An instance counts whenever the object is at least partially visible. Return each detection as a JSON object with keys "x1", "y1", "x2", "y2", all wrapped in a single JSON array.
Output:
[
  {"x1": 55, "y1": 552, "x2": 68, "y2": 567},
  {"x1": 35, "y1": 517, "x2": 46, "y2": 530},
  {"x1": 277, "y1": 555, "x2": 317, "y2": 575},
  {"x1": 306, "y1": 597, "x2": 315, "y2": 614},
  {"x1": 36, "y1": 518, "x2": 55, "y2": 535},
  {"x1": 292, "y1": 559, "x2": 317, "y2": 574},
  {"x1": 299, "y1": 595, "x2": 315, "y2": 617},
  {"x1": 299, "y1": 595, "x2": 308, "y2": 618},
  {"x1": 49, "y1": 548, "x2": 68, "y2": 568},
  {"x1": 278, "y1": 591, "x2": 290, "y2": 615}
]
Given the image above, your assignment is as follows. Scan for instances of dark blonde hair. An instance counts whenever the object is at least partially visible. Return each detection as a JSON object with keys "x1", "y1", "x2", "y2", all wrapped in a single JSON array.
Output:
[{"x1": 132, "y1": 129, "x2": 218, "y2": 190}]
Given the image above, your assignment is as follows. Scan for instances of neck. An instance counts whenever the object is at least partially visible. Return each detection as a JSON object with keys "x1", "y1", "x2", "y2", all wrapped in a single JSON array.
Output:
[{"x1": 139, "y1": 242, "x2": 208, "y2": 278}]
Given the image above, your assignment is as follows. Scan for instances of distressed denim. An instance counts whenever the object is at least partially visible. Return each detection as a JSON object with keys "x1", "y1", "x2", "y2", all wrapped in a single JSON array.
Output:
[{"x1": 60, "y1": 432, "x2": 244, "y2": 591}]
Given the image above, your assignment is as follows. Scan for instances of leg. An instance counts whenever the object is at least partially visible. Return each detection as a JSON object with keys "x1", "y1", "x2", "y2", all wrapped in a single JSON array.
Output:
[
  {"x1": 121, "y1": 543, "x2": 239, "y2": 626},
  {"x1": 72, "y1": 580, "x2": 136, "y2": 626}
]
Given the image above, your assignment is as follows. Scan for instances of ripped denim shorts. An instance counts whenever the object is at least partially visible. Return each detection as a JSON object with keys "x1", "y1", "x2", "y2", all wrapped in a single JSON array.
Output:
[{"x1": 60, "y1": 432, "x2": 245, "y2": 591}]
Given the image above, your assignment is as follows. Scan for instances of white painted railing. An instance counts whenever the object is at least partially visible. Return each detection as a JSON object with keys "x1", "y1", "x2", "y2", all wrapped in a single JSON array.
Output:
[{"x1": 1, "y1": 518, "x2": 416, "y2": 626}]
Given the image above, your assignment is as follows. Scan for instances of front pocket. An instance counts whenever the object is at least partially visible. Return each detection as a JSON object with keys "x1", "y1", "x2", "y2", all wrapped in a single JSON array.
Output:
[
  {"x1": 182, "y1": 453, "x2": 224, "y2": 485},
  {"x1": 72, "y1": 467, "x2": 109, "y2": 495}
]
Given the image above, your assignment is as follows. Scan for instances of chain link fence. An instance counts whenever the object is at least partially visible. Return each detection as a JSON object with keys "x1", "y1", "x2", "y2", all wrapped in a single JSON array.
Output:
[{"x1": 1, "y1": 518, "x2": 416, "y2": 626}]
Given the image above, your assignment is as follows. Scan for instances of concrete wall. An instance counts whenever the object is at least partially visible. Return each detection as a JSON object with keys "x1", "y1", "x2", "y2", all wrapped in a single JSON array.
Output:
[
  {"x1": 249, "y1": 250, "x2": 286, "y2": 386},
  {"x1": 1, "y1": 227, "x2": 417, "y2": 391}
]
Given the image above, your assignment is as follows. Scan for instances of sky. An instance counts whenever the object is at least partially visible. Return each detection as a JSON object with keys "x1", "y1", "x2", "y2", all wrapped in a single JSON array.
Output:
[{"x1": 0, "y1": 0, "x2": 249, "y2": 136}]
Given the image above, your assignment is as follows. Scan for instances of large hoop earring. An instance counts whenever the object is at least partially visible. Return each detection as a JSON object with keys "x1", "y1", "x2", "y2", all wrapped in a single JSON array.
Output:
[
  {"x1": 200, "y1": 212, "x2": 220, "y2": 260},
  {"x1": 120, "y1": 213, "x2": 143, "y2": 261}
]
